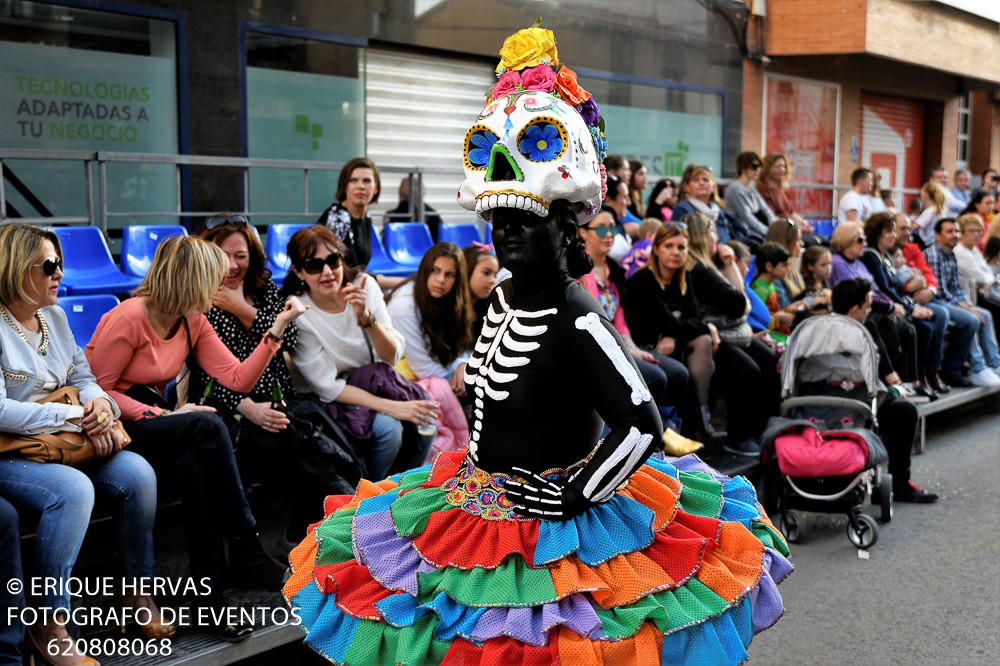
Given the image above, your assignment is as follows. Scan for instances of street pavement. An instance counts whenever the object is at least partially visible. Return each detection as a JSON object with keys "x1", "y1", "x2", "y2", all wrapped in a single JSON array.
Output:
[{"x1": 750, "y1": 398, "x2": 999, "y2": 665}]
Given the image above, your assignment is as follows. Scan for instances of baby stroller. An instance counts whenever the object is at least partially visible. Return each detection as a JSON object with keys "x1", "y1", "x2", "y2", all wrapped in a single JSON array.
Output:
[{"x1": 760, "y1": 314, "x2": 891, "y2": 549}]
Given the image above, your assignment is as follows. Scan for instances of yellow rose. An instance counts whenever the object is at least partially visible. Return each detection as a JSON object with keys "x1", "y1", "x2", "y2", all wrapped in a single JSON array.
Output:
[{"x1": 496, "y1": 27, "x2": 558, "y2": 73}]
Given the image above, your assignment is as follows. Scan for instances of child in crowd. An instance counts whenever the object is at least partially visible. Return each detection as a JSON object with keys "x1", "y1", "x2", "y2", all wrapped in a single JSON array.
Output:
[
  {"x1": 888, "y1": 245, "x2": 913, "y2": 284},
  {"x1": 620, "y1": 218, "x2": 662, "y2": 278},
  {"x1": 462, "y1": 243, "x2": 501, "y2": 340},
  {"x1": 727, "y1": 240, "x2": 772, "y2": 334},
  {"x1": 801, "y1": 245, "x2": 834, "y2": 314},
  {"x1": 751, "y1": 242, "x2": 794, "y2": 341}
]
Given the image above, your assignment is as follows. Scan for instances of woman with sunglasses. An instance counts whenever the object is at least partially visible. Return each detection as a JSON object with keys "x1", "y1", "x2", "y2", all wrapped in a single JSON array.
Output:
[
  {"x1": 0, "y1": 223, "x2": 161, "y2": 665},
  {"x1": 386, "y1": 242, "x2": 473, "y2": 460},
  {"x1": 285, "y1": 226, "x2": 437, "y2": 480},
  {"x1": 671, "y1": 164, "x2": 733, "y2": 245},
  {"x1": 86, "y1": 235, "x2": 306, "y2": 641},
  {"x1": 623, "y1": 223, "x2": 725, "y2": 440},
  {"x1": 193, "y1": 216, "x2": 357, "y2": 545},
  {"x1": 579, "y1": 207, "x2": 690, "y2": 425},
  {"x1": 723, "y1": 151, "x2": 774, "y2": 251}
]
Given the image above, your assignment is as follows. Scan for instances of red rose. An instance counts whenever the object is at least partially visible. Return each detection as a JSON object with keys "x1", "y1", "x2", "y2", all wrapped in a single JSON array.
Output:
[
  {"x1": 491, "y1": 71, "x2": 521, "y2": 99},
  {"x1": 520, "y1": 65, "x2": 556, "y2": 93}
]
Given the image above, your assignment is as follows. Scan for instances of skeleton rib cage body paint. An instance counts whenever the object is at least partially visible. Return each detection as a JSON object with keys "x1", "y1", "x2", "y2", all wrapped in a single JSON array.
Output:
[{"x1": 465, "y1": 273, "x2": 660, "y2": 517}]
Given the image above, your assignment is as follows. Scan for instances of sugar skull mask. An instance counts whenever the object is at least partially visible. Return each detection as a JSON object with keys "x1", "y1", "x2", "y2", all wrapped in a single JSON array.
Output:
[{"x1": 458, "y1": 91, "x2": 602, "y2": 225}]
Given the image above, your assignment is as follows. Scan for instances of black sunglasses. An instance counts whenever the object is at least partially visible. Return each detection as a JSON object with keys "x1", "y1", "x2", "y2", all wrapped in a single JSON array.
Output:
[
  {"x1": 33, "y1": 257, "x2": 63, "y2": 276},
  {"x1": 299, "y1": 253, "x2": 343, "y2": 275},
  {"x1": 585, "y1": 224, "x2": 623, "y2": 238},
  {"x1": 206, "y1": 214, "x2": 249, "y2": 230},
  {"x1": 750, "y1": 162, "x2": 762, "y2": 169}
]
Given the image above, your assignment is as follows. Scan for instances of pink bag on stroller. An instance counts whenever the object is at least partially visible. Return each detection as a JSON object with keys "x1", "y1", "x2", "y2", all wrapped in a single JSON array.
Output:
[{"x1": 774, "y1": 425, "x2": 871, "y2": 477}]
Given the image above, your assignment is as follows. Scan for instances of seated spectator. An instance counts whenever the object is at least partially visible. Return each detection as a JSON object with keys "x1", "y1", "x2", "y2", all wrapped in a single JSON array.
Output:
[
  {"x1": 627, "y1": 159, "x2": 648, "y2": 219},
  {"x1": 866, "y1": 171, "x2": 888, "y2": 215},
  {"x1": 673, "y1": 164, "x2": 732, "y2": 243},
  {"x1": 971, "y1": 167, "x2": 999, "y2": 201},
  {"x1": 384, "y1": 177, "x2": 444, "y2": 241},
  {"x1": 838, "y1": 168, "x2": 875, "y2": 224},
  {"x1": 755, "y1": 152, "x2": 813, "y2": 233},
  {"x1": 462, "y1": 243, "x2": 501, "y2": 340},
  {"x1": 604, "y1": 173, "x2": 639, "y2": 262},
  {"x1": 923, "y1": 218, "x2": 1000, "y2": 387},
  {"x1": 958, "y1": 190, "x2": 995, "y2": 252},
  {"x1": 725, "y1": 151, "x2": 774, "y2": 249},
  {"x1": 87, "y1": 235, "x2": 305, "y2": 640},
  {"x1": 285, "y1": 226, "x2": 437, "y2": 478},
  {"x1": 799, "y1": 245, "x2": 834, "y2": 314},
  {"x1": 0, "y1": 223, "x2": 164, "y2": 661},
  {"x1": 860, "y1": 212, "x2": 946, "y2": 398},
  {"x1": 750, "y1": 242, "x2": 794, "y2": 342},
  {"x1": 928, "y1": 165, "x2": 966, "y2": 218},
  {"x1": 880, "y1": 187, "x2": 897, "y2": 214},
  {"x1": 0, "y1": 495, "x2": 23, "y2": 663},
  {"x1": 914, "y1": 179, "x2": 949, "y2": 247},
  {"x1": 764, "y1": 218, "x2": 829, "y2": 311},
  {"x1": 644, "y1": 177, "x2": 677, "y2": 222},
  {"x1": 623, "y1": 224, "x2": 723, "y2": 440},
  {"x1": 386, "y1": 242, "x2": 473, "y2": 460},
  {"x1": 578, "y1": 208, "x2": 689, "y2": 419},
  {"x1": 831, "y1": 278, "x2": 938, "y2": 503},
  {"x1": 955, "y1": 214, "x2": 1000, "y2": 339},
  {"x1": 727, "y1": 240, "x2": 773, "y2": 334},
  {"x1": 194, "y1": 216, "x2": 357, "y2": 543},
  {"x1": 603, "y1": 154, "x2": 631, "y2": 187},
  {"x1": 620, "y1": 218, "x2": 662, "y2": 279},
  {"x1": 685, "y1": 213, "x2": 779, "y2": 456},
  {"x1": 950, "y1": 168, "x2": 972, "y2": 214}
]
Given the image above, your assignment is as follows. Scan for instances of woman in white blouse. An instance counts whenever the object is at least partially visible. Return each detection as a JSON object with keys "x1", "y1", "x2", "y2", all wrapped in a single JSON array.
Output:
[
  {"x1": 285, "y1": 226, "x2": 438, "y2": 479},
  {"x1": 387, "y1": 243, "x2": 474, "y2": 458}
]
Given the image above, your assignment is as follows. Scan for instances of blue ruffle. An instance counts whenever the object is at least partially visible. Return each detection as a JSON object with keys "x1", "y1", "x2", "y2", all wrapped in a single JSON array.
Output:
[
  {"x1": 534, "y1": 493, "x2": 656, "y2": 566},
  {"x1": 719, "y1": 476, "x2": 762, "y2": 527},
  {"x1": 661, "y1": 598, "x2": 752, "y2": 665},
  {"x1": 294, "y1": 583, "x2": 360, "y2": 664}
]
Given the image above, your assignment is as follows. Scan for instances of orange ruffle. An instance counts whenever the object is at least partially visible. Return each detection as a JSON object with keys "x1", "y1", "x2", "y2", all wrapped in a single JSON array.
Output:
[
  {"x1": 557, "y1": 623, "x2": 663, "y2": 665},
  {"x1": 617, "y1": 465, "x2": 681, "y2": 530}
]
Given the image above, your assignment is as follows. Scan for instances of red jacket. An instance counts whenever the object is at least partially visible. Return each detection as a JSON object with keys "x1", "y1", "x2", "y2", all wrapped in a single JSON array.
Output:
[{"x1": 901, "y1": 242, "x2": 939, "y2": 290}]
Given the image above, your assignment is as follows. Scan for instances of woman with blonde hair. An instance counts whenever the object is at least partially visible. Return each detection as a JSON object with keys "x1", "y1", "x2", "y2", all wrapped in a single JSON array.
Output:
[
  {"x1": 623, "y1": 223, "x2": 723, "y2": 439},
  {"x1": 87, "y1": 235, "x2": 306, "y2": 641},
  {"x1": 755, "y1": 152, "x2": 812, "y2": 233},
  {"x1": 0, "y1": 223, "x2": 160, "y2": 665},
  {"x1": 913, "y1": 180, "x2": 947, "y2": 247},
  {"x1": 670, "y1": 164, "x2": 733, "y2": 243}
]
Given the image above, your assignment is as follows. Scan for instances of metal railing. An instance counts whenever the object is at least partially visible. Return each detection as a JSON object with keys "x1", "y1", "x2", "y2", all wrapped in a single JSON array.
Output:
[{"x1": 0, "y1": 149, "x2": 464, "y2": 233}]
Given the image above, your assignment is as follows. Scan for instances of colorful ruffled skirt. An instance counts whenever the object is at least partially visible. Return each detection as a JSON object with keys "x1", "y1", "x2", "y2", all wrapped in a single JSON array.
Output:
[{"x1": 284, "y1": 451, "x2": 792, "y2": 665}]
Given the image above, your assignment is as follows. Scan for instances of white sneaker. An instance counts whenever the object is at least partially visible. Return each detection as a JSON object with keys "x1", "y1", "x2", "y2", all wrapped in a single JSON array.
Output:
[
  {"x1": 970, "y1": 368, "x2": 1000, "y2": 387},
  {"x1": 992, "y1": 367, "x2": 1000, "y2": 380}
]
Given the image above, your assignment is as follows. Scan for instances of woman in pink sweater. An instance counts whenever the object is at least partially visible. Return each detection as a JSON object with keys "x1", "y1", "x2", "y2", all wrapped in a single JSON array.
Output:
[{"x1": 86, "y1": 236, "x2": 305, "y2": 642}]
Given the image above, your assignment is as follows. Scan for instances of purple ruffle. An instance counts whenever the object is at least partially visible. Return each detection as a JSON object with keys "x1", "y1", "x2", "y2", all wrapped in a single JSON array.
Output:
[
  {"x1": 749, "y1": 547, "x2": 794, "y2": 632},
  {"x1": 471, "y1": 593, "x2": 605, "y2": 646},
  {"x1": 352, "y1": 509, "x2": 423, "y2": 595},
  {"x1": 669, "y1": 453, "x2": 732, "y2": 483}
]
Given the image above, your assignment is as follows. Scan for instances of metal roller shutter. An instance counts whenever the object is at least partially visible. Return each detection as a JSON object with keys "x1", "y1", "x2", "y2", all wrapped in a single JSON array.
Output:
[
  {"x1": 365, "y1": 49, "x2": 494, "y2": 226},
  {"x1": 859, "y1": 93, "x2": 926, "y2": 207}
]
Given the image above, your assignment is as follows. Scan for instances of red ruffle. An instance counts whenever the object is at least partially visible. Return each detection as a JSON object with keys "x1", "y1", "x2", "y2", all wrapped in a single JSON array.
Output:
[
  {"x1": 411, "y1": 508, "x2": 540, "y2": 569},
  {"x1": 442, "y1": 635, "x2": 561, "y2": 666},
  {"x1": 313, "y1": 561, "x2": 398, "y2": 620}
]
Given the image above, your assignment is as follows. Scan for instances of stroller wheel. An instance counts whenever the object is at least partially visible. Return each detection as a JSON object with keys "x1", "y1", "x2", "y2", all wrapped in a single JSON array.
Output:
[
  {"x1": 878, "y1": 473, "x2": 893, "y2": 523},
  {"x1": 780, "y1": 510, "x2": 805, "y2": 543},
  {"x1": 846, "y1": 513, "x2": 878, "y2": 549}
]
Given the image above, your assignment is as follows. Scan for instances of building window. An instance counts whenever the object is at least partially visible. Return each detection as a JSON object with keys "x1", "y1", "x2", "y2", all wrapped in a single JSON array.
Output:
[{"x1": 956, "y1": 93, "x2": 970, "y2": 171}]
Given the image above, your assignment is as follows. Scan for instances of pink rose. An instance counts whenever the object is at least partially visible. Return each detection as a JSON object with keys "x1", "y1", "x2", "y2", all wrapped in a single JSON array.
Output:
[
  {"x1": 519, "y1": 65, "x2": 556, "y2": 92},
  {"x1": 491, "y1": 71, "x2": 521, "y2": 98}
]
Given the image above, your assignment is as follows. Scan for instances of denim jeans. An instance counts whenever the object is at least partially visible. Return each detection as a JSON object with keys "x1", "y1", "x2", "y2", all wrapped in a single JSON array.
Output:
[
  {"x1": 0, "y1": 451, "x2": 156, "y2": 610},
  {"x1": 973, "y1": 307, "x2": 1000, "y2": 369},
  {"x1": 937, "y1": 302, "x2": 981, "y2": 376},
  {"x1": 125, "y1": 412, "x2": 256, "y2": 586},
  {"x1": 367, "y1": 413, "x2": 434, "y2": 481},
  {"x1": 0, "y1": 496, "x2": 24, "y2": 663}
]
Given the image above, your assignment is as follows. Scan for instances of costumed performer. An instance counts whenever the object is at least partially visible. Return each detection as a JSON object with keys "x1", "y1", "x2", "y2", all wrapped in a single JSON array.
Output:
[{"x1": 283, "y1": 20, "x2": 792, "y2": 665}]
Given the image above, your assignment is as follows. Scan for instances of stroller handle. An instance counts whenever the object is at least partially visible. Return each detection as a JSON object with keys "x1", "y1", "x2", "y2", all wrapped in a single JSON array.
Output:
[{"x1": 780, "y1": 396, "x2": 875, "y2": 421}]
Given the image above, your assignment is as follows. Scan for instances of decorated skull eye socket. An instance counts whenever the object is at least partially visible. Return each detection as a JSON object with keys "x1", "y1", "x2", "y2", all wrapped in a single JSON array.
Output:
[
  {"x1": 464, "y1": 125, "x2": 499, "y2": 171},
  {"x1": 516, "y1": 117, "x2": 568, "y2": 163}
]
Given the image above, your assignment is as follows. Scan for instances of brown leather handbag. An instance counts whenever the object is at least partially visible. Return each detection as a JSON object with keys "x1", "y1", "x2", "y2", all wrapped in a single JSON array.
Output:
[{"x1": 0, "y1": 387, "x2": 130, "y2": 465}]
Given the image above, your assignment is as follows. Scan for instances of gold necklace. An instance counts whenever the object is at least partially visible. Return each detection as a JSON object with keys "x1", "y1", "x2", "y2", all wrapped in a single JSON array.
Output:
[{"x1": 0, "y1": 306, "x2": 49, "y2": 356}]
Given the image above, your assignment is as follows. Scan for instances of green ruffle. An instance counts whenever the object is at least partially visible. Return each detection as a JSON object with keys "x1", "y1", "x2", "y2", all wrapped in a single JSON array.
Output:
[
  {"x1": 676, "y1": 471, "x2": 724, "y2": 518},
  {"x1": 593, "y1": 578, "x2": 729, "y2": 639},
  {"x1": 314, "y1": 508, "x2": 358, "y2": 567},
  {"x1": 417, "y1": 558, "x2": 558, "y2": 608},
  {"x1": 753, "y1": 521, "x2": 789, "y2": 556},
  {"x1": 397, "y1": 469, "x2": 432, "y2": 491},
  {"x1": 391, "y1": 485, "x2": 456, "y2": 537},
  {"x1": 345, "y1": 613, "x2": 451, "y2": 665}
]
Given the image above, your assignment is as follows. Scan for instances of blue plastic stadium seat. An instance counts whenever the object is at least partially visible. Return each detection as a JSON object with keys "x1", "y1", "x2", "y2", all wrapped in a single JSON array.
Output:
[
  {"x1": 438, "y1": 222, "x2": 482, "y2": 249},
  {"x1": 54, "y1": 227, "x2": 143, "y2": 296},
  {"x1": 367, "y1": 227, "x2": 416, "y2": 278},
  {"x1": 58, "y1": 294, "x2": 120, "y2": 348},
  {"x1": 265, "y1": 224, "x2": 311, "y2": 287},
  {"x1": 383, "y1": 222, "x2": 433, "y2": 268},
  {"x1": 812, "y1": 219, "x2": 836, "y2": 239},
  {"x1": 120, "y1": 225, "x2": 188, "y2": 277}
]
